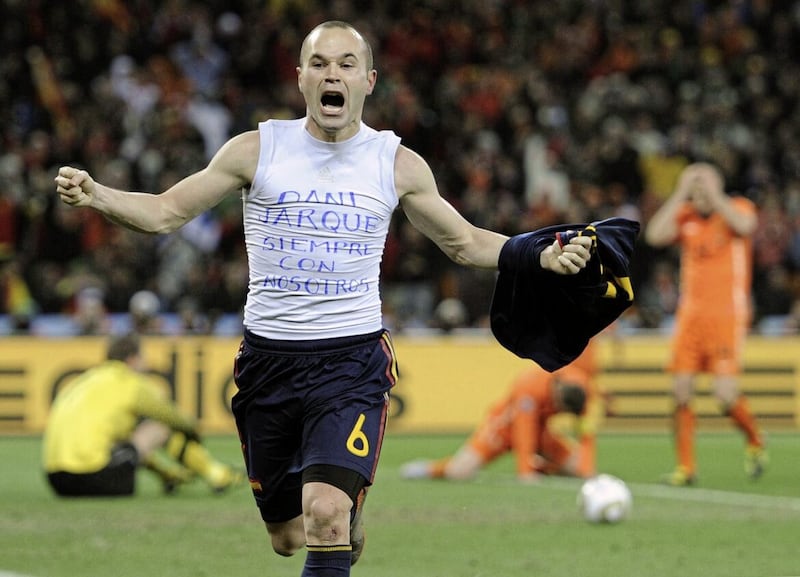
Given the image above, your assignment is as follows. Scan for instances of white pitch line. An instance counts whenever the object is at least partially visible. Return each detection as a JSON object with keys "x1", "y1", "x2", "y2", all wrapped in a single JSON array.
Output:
[
  {"x1": 0, "y1": 572, "x2": 38, "y2": 577},
  {"x1": 531, "y1": 476, "x2": 800, "y2": 512},
  {"x1": 628, "y1": 481, "x2": 800, "y2": 511}
]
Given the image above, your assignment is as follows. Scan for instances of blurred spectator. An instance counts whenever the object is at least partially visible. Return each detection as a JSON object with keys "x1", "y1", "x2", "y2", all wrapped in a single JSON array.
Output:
[
  {"x1": 634, "y1": 260, "x2": 680, "y2": 330},
  {"x1": 0, "y1": 253, "x2": 37, "y2": 333},
  {"x1": 175, "y1": 296, "x2": 212, "y2": 335},
  {"x1": 432, "y1": 298, "x2": 469, "y2": 333},
  {"x1": 752, "y1": 187, "x2": 793, "y2": 322},
  {"x1": 523, "y1": 134, "x2": 571, "y2": 218},
  {"x1": 72, "y1": 286, "x2": 110, "y2": 336},
  {"x1": 169, "y1": 7, "x2": 229, "y2": 100},
  {"x1": 129, "y1": 290, "x2": 163, "y2": 335},
  {"x1": 753, "y1": 266, "x2": 794, "y2": 324},
  {"x1": 783, "y1": 298, "x2": 800, "y2": 335},
  {"x1": 381, "y1": 218, "x2": 440, "y2": 331},
  {"x1": 595, "y1": 115, "x2": 645, "y2": 203}
]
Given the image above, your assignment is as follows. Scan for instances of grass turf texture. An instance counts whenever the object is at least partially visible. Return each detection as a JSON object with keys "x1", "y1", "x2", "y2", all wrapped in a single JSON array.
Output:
[{"x1": 2, "y1": 432, "x2": 799, "y2": 577}]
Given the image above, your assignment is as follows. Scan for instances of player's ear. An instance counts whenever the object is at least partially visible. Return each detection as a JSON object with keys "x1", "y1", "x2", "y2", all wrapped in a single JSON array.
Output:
[{"x1": 366, "y1": 69, "x2": 377, "y2": 95}]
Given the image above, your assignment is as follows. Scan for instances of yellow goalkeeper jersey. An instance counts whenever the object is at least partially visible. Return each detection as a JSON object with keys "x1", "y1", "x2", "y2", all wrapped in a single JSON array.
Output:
[{"x1": 43, "y1": 360, "x2": 196, "y2": 474}]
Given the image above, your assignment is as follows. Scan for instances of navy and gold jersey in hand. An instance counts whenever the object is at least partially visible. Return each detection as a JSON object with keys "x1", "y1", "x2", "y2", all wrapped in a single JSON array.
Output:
[{"x1": 232, "y1": 329, "x2": 398, "y2": 523}]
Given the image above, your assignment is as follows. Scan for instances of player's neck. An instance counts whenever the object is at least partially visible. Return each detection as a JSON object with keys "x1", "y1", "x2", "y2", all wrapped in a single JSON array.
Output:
[{"x1": 305, "y1": 118, "x2": 361, "y2": 143}]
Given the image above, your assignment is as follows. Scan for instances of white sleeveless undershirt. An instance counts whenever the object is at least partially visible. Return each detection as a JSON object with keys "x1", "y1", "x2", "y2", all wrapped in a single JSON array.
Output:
[{"x1": 242, "y1": 118, "x2": 401, "y2": 340}]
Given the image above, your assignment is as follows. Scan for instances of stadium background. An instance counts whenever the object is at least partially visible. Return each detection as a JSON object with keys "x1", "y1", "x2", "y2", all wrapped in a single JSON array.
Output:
[{"x1": 2, "y1": 0, "x2": 800, "y2": 435}]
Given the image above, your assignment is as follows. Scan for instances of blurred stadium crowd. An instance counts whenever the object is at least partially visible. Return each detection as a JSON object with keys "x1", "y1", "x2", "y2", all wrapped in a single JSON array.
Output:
[{"x1": 2, "y1": 0, "x2": 800, "y2": 336}]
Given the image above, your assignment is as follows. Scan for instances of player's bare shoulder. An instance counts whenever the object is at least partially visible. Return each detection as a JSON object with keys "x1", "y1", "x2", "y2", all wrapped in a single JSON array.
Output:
[
  {"x1": 393, "y1": 144, "x2": 436, "y2": 201},
  {"x1": 212, "y1": 129, "x2": 262, "y2": 185}
]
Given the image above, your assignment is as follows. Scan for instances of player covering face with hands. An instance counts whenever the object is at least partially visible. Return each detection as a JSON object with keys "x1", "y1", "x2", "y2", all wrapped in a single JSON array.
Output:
[
  {"x1": 645, "y1": 162, "x2": 766, "y2": 486},
  {"x1": 56, "y1": 20, "x2": 593, "y2": 576}
]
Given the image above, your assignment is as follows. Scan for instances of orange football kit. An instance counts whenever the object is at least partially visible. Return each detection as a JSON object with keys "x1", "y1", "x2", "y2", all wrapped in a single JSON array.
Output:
[
  {"x1": 670, "y1": 198, "x2": 754, "y2": 375},
  {"x1": 669, "y1": 197, "x2": 763, "y2": 475},
  {"x1": 464, "y1": 362, "x2": 596, "y2": 478}
]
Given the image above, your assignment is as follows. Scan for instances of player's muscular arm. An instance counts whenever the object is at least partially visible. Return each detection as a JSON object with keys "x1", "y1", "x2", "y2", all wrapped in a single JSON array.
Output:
[
  {"x1": 55, "y1": 131, "x2": 259, "y2": 234},
  {"x1": 395, "y1": 145, "x2": 508, "y2": 269},
  {"x1": 135, "y1": 384, "x2": 197, "y2": 437},
  {"x1": 395, "y1": 146, "x2": 591, "y2": 273}
]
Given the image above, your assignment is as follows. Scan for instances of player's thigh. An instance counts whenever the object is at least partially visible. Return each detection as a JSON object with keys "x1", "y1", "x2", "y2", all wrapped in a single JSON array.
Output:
[
  {"x1": 302, "y1": 335, "x2": 397, "y2": 483},
  {"x1": 231, "y1": 348, "x2": 306, "y2": 522},
  {"x1": 303, "y1": 385, "x2": 390, "y2": 484},
  {"x1": 708, "y1": 319, "x2": 745, "y2": 376},
  {"x1": 669, "y1": 316, "x2": 707, "y2": 373}
]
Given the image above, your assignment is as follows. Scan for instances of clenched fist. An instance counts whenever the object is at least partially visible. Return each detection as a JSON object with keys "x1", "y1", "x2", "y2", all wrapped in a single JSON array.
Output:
[
  {"x1": 54, "y1": 166, "x2": 96, "y2": 207},
  {"x1": 540, "y1": 234, "x2": 592, "y2": 275}
]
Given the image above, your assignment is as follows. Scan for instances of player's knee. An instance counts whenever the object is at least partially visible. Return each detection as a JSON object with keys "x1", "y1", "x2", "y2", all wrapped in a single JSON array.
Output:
[
  {"x1": 130, "y1": 420, "x2": 171, "y2": 458},
  {"x1": 306, "y1": 494, "x2": 349, "y2": 523},
  {"x1": 304, "y1": 494, "x2": 350, "y2": 542},
  {"x1": 714, "y1": 386, "x2": 738, "y2": 409}
]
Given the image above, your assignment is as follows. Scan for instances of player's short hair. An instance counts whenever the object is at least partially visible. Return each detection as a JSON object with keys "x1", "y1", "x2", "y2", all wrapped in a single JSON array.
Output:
[
  {"x1": 559, "y1": 383, "x2": 587, "y2": 415},
  {"x1": 301, "y1": 20, "x2": 374, "y2": 71},
  {"x1": 106, "y1": 333, "x2": 141, "y2": 362}
]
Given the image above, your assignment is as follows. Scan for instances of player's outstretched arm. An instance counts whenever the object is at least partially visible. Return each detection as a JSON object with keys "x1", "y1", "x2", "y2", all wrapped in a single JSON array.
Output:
[
  {"x1": 395, "y1": 145, "x2": 591, "y2": 274},
  {"x1": 54, "y1": 131, "x2": 259, "y2": 234},
  {"x1": 395, "y1": 145, "x2": 507, "y2": 269}
]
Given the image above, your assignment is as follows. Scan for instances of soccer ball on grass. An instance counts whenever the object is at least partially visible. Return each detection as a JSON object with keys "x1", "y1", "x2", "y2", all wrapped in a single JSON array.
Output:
[{"x1": 577, "y1": 474, "x2": 632, "y2": 524}]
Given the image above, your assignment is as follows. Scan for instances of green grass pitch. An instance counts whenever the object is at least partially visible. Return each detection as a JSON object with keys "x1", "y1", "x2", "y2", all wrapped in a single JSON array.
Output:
[{"x1": 1, "y1": 432, "x2": 799, "y2": 577}]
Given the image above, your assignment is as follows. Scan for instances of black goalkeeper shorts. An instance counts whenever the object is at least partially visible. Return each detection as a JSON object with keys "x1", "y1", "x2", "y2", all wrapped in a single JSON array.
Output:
[{"x1": 47, "y1": 442, "x2": 139, "y2": 497}]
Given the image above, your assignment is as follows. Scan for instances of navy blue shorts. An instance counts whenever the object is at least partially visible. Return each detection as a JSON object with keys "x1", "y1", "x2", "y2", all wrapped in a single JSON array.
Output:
[{"x1": 232, "y1": 329, "x2": 398, "y2": 523}]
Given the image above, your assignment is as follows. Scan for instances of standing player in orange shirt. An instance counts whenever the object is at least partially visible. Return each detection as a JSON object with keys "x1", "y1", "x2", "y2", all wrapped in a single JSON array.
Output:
[
  {"x1": 645, "y1": 162, "x2": 766, "y2": 486},
  {"x1": 399, "y1": 344, "x2": 600, "y2": 483}
]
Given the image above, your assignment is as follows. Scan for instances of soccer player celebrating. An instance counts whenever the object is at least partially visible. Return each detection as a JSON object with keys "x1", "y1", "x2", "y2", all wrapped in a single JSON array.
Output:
[{"x1": 55, "y1": 20, "x2": 597, "y2": 576}]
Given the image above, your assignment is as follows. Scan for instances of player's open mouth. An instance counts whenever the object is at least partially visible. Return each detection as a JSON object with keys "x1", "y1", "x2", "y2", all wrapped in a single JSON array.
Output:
[{"x1": 321, "y1": 92, "x2": 345, "y2": 113}]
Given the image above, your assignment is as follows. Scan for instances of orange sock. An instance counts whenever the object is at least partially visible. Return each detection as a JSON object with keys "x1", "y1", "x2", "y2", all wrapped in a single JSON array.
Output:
[
  {"x1": 726, "y1": 396, "x2": 762, "y2": 448},
  {"x1": 674, "y1": 404, "x2": 695, "y2": 474}
]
